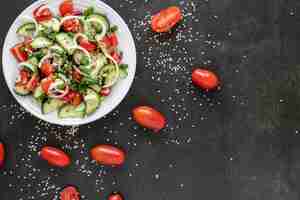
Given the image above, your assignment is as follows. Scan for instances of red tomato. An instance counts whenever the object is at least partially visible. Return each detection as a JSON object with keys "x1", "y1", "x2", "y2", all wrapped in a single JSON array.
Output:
[
  {"x1": 109, "y1": 33, "x2": 118, "y2": 47},
  {"x1": 111, "y1": 51, "x2": 122, "y2": 64},
  {"x1": 132, "y1": 106, "x2": 166, "y2": 133},
  {"x1": 59, "y1": 0, "x2": 74, "y2": 17},
  {"x1": 26, "y1": 74, "x2": 39, "y2": 91},
  {"x1": 62, "y1": 18, "x2": 82, "y2": 33},
  {"x1": 63, "y1": 91, "x2": 82, "y2": 106},
  {"x1": 79, "y1": 38, "x2": 97, "y2": 52},
  {"x1": 101, "y1": 33, "x2": 118, "y2": 48},
  {"x1": 192, "y1": 68, "x2": 220, "y2": 91},
  {"x1": 100, "y1": 87, "x2": 111, "y2": 96},
  {"x1": 0, "y1": 143, "x2": 5, "y2": 167},
  {"x1": 17, "y1": 69, "x2": 31, "y2": 85},
  {"x1": 60, "y1": 186, "x2": 80, "y2": 200},
  {"x1": 41, "y1": 77, "x2": 54, "y2": 93},
  {"x1": 41, "y1": 62, "x2": 55, "y2": 77},
  {"x1": 151, "y1": 6, "x2": 182, "y2": 33},
  {"x1": 90, "y1": 145, "x2": 125, "y2": 166},
  {"x1": 39, "y1": 146, "x2": 71, "y2": 167},
  {"x1": 10, "y1": 43, "x2": 28, "y2": 62},
  {"x1": 70, "y1": 92, "x2": 82, "y2": 106},
  {"x1": 33, "y1": 4, "x2": 53, "y2": 22},
  {"x1": 108, "y1": 193, "x2": 124, "y2": 200},
  {"x1": 72, "y1": 69, "x2": 82, "y2": 82}
]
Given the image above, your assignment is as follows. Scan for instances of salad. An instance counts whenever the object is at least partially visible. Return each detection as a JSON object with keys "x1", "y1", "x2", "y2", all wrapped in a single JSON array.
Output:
[{"x1": 11, "y1": 0, "x2": 128, "y2": 118}]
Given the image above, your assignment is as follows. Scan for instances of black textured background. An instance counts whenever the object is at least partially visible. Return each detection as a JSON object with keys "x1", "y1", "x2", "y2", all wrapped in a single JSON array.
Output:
[{"x1": 1, "y1": 0, "x2": 300, "y2": 199}]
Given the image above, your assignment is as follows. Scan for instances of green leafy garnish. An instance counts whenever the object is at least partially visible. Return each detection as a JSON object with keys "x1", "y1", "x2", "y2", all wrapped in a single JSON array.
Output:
[
  {"x1": 119, "y1": 64, "x2": 128, "y2": 78},
  {"x1": 109, "y1": 25, "x2": 118, "y2": 33},
  {"x1": 80, "y1": 55, "x2": 90, "y2": 66},
  {"x1": 83, "y1": 6, "x2": 94, "y2": 17}
]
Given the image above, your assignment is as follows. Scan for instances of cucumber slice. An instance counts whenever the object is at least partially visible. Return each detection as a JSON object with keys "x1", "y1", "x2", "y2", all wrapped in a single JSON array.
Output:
[
  {"x1": 58, "y1": 103, "x2": 86, "y2": 118},
  {"x1": 91, "y1": 53, "x2": 107, "y2": 78},
  {"x1": 17, "y1": 22, "x2": 36, "y2": 37},
  {"x1": 31, "y1": 37, "x2": 53, "y2": 49},
  {"x1": 99, "y1": 64, "x2": 119, "y2": 87},
  {"x1": 55, "y1": 33, "x2": 76, "y2": 53},
  {"x1": 40, "y1": 18, "x2": 60, "y2": 32},
  {"x1": 33, "y1": 85, "x2": 46, "y2": 102},
  {"x1": 19, "y1": 62, "x2": 38, "y2": 74},
  {"x1": 14, "y1": 83, "x2": 30, "y2": 96},
  {"x1": 49, "y1": 44, "x2": 65, "y2": 55},
  {"x1": 27, "y1": 57, "x2": 39, "y2": 66},
  {"x1": 87, "y1": 14, "x2": 109, "y2": 33},
  {"x1": 42, "y1": 98, "x2": 65, "y2": 114},
  {"x1": 84, "y1": 88, "x2": 101, "y2": 115}
]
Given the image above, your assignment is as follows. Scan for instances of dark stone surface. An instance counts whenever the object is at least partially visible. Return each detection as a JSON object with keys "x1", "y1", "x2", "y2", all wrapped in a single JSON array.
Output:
[{"x1": 1, "y1": 0, "x2": 300, "y2": 199}]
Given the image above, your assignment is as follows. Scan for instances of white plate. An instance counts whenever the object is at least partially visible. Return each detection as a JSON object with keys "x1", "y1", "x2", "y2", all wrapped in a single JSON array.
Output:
[{"x1": 2, "y1": 0, "x2": 136, "y2": 126}]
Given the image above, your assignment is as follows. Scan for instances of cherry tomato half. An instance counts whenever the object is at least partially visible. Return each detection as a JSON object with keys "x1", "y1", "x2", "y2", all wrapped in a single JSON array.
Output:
[
  {"x1": 101, "y1": 33, "x2": 118, "y2": 48},
  {"x1": 90, "y1": 145, "x2": 125, "y2": 166},
  {"x1": 108, "y1": 193, "x2": 124, "y2": 200},
  {"x1": 26, "y1": 74, "x2": 39, "y2": 91},
  {"x1": 41, "y1": 77, "x2": 54, "y2": 93},
  {"x1": 60, "y1": 186, "x2": 80, "y2": 200},
  {"x1": 100, "y1": 87, "x2": 111, "y2": 96},
  {"x1": 111, "y1": 51, "x2": 122, "y2": 64},
  {"x1": 39, "y1": 146, "x2": 71, "y2": 168},
  {"x1": 33, "y1": 4, "x2": 53, "y2": 22},
  {"x1": 41, "y1": 62, "x2": 55, "y2": 77},
  {"x1": 17, "y1": 69, "x2": 31, "y2": 85},
  {"x1": 10, "y1": 43, "x2": 28, "y2": 62},
  {"x1": 62, "y1": 18, "x2": 82, "y2": 33},
  {"x1": 151, "y1": 6, "x2": 182, "y2": 33},
  {"x1": 79, "y1": 38, "x2": 97, "y2": 52},
  {"x1": 0, "y1": 143, "x2": 5, "y2": 167},
  {"x1": 63, "y1": 91, "x2": 82, "y2": 106},
  {"x1": 132, "y1": 106, "x2": 166, "y2": 133},
  {"x1": 192, "y1": 68, "x2": 220, "y2": 91},
  {"x1": 59, "y1": 0, "x2": 74, "y2": 17}
]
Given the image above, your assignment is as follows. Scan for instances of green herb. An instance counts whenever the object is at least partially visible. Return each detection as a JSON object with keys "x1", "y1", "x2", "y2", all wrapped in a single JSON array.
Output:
[
  {"x1": 83, "y1": 6, "x2": 94, "y2": 17},
  {"x1": 82, "y1": 76, "x2": 98, "y2": 85},
  {"x1": 119, "y1": 64, "x2": 128, "y2": 78},
  {"x1": 67, "y1": 32, "x2": 75, "y2": 38},
  {"x1": 80, "y1": 55, "x2": 90, "y2": 66},
  {"x1": 109, "y1": 25, "x2": 118, "y2": 33},
  {"x1": 28, "y1": 51, "x2": 45, "y2": 60},
  {"x1": 47, "y1": 32, "x2": 57, "y2": 41}
]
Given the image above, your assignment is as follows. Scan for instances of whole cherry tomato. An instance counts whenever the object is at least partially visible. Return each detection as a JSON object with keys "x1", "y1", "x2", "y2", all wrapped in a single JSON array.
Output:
[
  {"x1": 10, "y1": 42, "x2": 29, "y2": 62},
  {"x1": 192, "y1": 68, "x2": 220, "y2": 91},
  {"x1": 60, "y1": 186, "x2": 80, "y2": 200},
  {"x1": 59, "y1": 0, "x2": 74, "y2": 17},
  {"x1": 33, "y1": 4, "x2": 53, "y2": 22},
  {"x1": 151, "y1": 6, "x2": 182, "y2": 33},
  {"x1": 62, "y1": 18, "x2": 82, "y2": 33},
  {"x1": 90, "y1": 145, "x2": 125, "y2": 166},
  {"x1": 0, "y1": 142, "x2": 5, "y2": 167},
  {"x1": 108, "y1": 193, "x2": 124, "y2": 200},
  {"x1": 132, "y1": 106, "x2": 166, "y2": 133},
  {"x1": 100, "y1": 87, "x2": 111, "y2": 96},
  {"x1": 39, "y1": 146, "x2": 71, "y2": 167}
]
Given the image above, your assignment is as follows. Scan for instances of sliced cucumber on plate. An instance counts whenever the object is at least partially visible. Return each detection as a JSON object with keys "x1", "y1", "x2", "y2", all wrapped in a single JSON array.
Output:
[
  {"x1": 84, "y1": 88, "x2": 101, "y2": 115},
  {"x1": 42, "y1": 98, "x2": 65, "y2": 114},
  {"x1": 58, "y1": 102, "x2": 86, "y2": 118}
]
